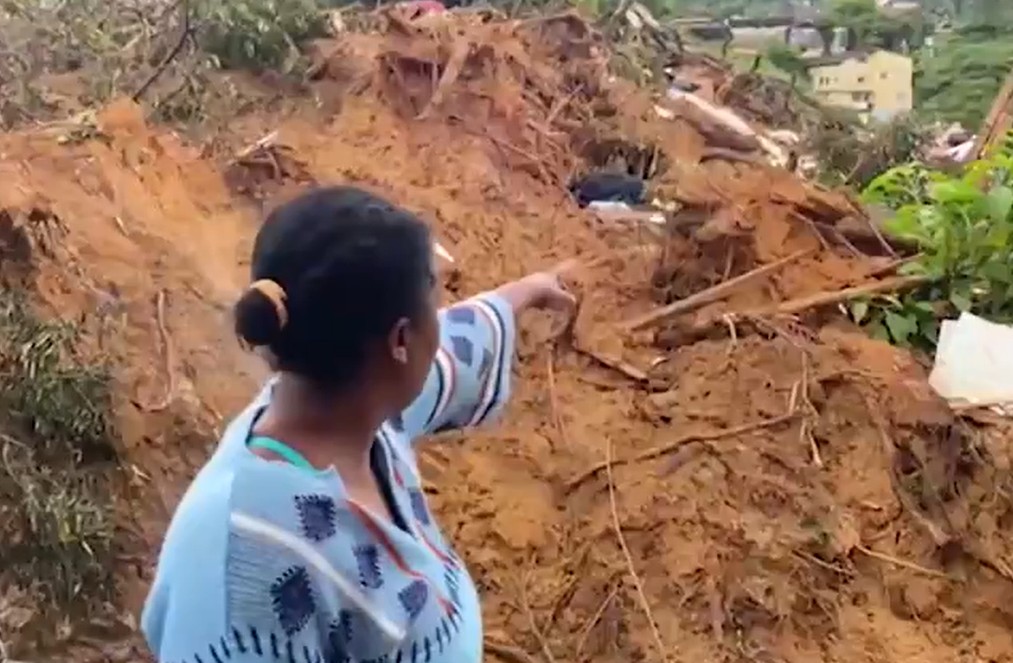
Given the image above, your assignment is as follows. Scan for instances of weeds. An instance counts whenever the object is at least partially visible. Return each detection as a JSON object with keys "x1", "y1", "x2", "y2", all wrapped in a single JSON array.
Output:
[
  {"x1": 0, "y1": 292, "x2": 118, "y2": 640},
  {"x1": 0, "y1": 295, "x2": 114, "y2": 462}
]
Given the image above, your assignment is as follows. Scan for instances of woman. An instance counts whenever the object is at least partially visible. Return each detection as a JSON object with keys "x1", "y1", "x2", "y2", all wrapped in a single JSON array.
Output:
[{"x1": 142, "y1": 186, "x2": 574, "y2": 663}]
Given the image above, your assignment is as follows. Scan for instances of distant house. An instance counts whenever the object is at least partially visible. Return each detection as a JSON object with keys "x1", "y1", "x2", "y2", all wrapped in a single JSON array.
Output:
[{"x1": 807, "y1": 50, "x2": 913, "y2": 122}]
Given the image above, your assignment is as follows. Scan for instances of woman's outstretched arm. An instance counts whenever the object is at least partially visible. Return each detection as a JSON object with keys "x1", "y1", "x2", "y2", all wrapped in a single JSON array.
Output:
[{"x1": 396, "y1": 264, "x2": 575, "y2": 438}]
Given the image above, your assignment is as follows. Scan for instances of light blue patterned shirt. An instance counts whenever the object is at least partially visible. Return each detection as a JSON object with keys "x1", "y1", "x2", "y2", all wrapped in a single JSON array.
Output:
[{"x1": 142, "y1": 293, "x2": 516, "y2": 663}]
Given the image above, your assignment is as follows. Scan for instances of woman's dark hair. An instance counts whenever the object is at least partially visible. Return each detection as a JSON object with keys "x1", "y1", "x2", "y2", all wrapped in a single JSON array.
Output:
[{"x1": 234, "y1": 186, "x2": 433, "y2": 386}]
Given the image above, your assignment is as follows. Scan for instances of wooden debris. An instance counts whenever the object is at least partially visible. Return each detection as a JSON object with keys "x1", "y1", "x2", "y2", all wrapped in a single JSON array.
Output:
[
  {"x1": 622, "y1": 248, "x2": 813, "y2": 332},
  {"x1": 659, "y1": 275, "x2": 930, "y2": 347}
]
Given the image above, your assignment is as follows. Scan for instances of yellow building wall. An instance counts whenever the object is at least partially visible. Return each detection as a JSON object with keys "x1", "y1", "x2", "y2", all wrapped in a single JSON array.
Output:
[
  {"x1": 866, "y1": 50, "x2": 913, "y2": 114},
  {"x1": 810, "y1": 50, "x2": 913, "y2": 119}
]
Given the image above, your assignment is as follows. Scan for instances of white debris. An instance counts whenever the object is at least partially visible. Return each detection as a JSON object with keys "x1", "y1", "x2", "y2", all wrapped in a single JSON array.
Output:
[
  {"x1": 929, "y1": 312, "x2": 1013, "y2": 415},
  {"x1": 433, "y1": 241, "x2": 455, "y2": 264}
]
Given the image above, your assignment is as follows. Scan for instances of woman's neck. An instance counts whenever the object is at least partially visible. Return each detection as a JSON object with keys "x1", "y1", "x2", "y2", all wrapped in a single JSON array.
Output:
[{"x1": 254, "y1": 373, "x2": 384, "y2": 474}]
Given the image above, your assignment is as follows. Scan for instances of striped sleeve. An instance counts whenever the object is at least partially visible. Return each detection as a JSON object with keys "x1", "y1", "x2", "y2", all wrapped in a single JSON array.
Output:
[{"x1": 398, "y1": 292, "x2": 516, "y2": 439}]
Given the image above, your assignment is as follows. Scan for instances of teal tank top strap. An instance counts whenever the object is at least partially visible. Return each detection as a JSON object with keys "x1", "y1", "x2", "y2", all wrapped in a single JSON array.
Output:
[{"x1": 247, "y1": 436, "x2": 316, "y2": 471}]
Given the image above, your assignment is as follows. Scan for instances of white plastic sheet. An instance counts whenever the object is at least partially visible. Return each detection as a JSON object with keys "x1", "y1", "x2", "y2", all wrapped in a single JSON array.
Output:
[{"x1": 929, "y1": 312, "x2": 1013, "y2": 414}]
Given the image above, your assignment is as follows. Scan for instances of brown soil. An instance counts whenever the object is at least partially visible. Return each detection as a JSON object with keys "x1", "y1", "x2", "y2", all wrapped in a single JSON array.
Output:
[{"x1": 2, "y1": 9, "x2": 1012, "y2": 663}]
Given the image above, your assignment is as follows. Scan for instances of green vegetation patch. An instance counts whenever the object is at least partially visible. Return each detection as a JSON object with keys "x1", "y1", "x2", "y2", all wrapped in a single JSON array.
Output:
[
  {"x1": 916, "y1": 33, "x2": 1013, "y2": 129},
  {"x1": 0, "y1": 291, "x2": 119, "y2": 641},
  {"x1": 855, "y1": 132, "x2": 1013, "y2": 350}
]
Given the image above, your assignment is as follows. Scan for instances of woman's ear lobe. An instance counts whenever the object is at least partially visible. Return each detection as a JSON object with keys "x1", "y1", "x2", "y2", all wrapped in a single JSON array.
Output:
[{"x1": 391, "y1": 318, "x2": 410, "y2": 364}]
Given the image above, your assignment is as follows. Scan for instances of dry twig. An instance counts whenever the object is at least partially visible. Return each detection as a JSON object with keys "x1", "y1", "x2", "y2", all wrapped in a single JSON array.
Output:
[
  {"x1": 522, "y1": 560, "x2": 557, "y2": 663},
  {"x1": 132, "y1": 0, "x2": 191, "y2": 102},
  {"x1": 860, "y1": 213, "x2": 900, "y2": 257},
  {"x1": 797, "y1": 352, "x2": 822, "y2": 468},
  {"x1": 574, "y1": 583, "x2": 620, "y2": 659},
  {"x1": 791, "y1": 550, "x2": 853, "y2": 577},
  {"x1": 546, "y1": 352, "x2": 567, "y2": 450},
  {"x1": 854, "y1": 545, "x2": 951, "y2": 580},
  {"x1": 235, "y1": 131, "x2": 281, "y2": 161},
  {"x1": 751, "y1": 275, "x2": 928, "y2": 318},
  {"x1": 139, "y1": 290, "x2": 176, "y2": 412},
  {"x1": 623, "y1": 248, "x2": 814, "y2": 331},
  {"x1": 485, "y1": 639, "x2": 540, "y2": 663},
  {"x1": 869, "y1": 253, "x2": 922, "y2": 277},
  {"x1": 574, "y1": 346, "x2": 648, "y2": 382},
  {"x1": 568, "y1": 411, "x2": 798, "y2": 490},
  {"x1": 662, "y1": 275, "x2": 930, "y2": 347},
  {"x1": 605, "y1": 437, "x2": 669, "y2": 663}
]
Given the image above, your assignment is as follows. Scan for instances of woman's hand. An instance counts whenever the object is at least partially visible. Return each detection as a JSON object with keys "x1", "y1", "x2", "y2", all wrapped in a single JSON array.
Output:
[
  {"x1": 494, "y1": 261, "x2": 578, "y2": 317},
  {"x1": 521, "y1": 261, "x2": 579, "y2": 311}
]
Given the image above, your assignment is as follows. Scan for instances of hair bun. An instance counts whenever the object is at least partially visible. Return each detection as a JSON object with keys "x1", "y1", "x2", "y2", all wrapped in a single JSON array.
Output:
[{"x1": 234, "y1": 279, "x2": 288, "y2": 347}]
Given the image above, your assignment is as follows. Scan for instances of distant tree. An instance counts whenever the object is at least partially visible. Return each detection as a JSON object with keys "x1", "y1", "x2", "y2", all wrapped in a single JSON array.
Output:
[
  {"x1": 830, "y1": 0, "x2": 879, "y2": 49},
  {"x1": 973, "y1": 0, "x2": 1010, "y2": 24},
  {"x1": 870, "y1": 15, "x2": 918, "y2": 52},
  {"x1": 916, "y1": 29, "x2": 1013, "y2": 128},
  {"x1": 764, "y1": 41, "x2": 810, "y2": 91}
]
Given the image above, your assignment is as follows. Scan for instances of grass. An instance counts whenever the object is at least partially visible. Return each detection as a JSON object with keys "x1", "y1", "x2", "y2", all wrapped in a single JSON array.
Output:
[{"x1": 0, "y1": 291, "x2": 119, "y2": 643}]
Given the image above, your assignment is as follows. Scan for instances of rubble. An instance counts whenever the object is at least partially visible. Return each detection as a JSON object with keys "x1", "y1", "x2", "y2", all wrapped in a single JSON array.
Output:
[{"x1": 1, "y1": 7, "x2": 1011, "y2": 663}]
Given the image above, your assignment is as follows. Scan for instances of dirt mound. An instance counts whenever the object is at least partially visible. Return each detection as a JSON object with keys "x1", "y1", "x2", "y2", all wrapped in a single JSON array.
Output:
[{"x1": 1, "y1": 8, "x2": 1012, "y2": 663}]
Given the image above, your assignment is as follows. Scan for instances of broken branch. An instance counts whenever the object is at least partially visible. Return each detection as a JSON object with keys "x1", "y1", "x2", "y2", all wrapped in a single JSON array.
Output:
[
  {"x1": 661, "y1": 275, "x2": 930, "y2": 347},
  {"x1": 623, "y1": 248, "x2": 814, "y2": 331},
  {"x1": 753, "y1": 274, "x2": 929, "y2": 317}
]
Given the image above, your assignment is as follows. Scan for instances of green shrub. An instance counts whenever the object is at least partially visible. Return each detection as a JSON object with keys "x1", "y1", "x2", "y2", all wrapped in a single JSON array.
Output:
[{"x1": 856, "y1": 134, "x2": 1013, "y2": 349}]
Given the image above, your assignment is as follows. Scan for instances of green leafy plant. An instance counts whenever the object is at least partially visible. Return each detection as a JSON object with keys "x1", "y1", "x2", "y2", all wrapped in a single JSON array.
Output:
[{"x1": 857, "y1": 135, "x2": 1013, "y2": 349}]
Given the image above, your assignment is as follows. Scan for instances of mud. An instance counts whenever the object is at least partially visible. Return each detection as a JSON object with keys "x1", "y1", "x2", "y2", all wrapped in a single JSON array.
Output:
[{"x1": 1, "y1": 9, "x2": 1012, "y2": 663}]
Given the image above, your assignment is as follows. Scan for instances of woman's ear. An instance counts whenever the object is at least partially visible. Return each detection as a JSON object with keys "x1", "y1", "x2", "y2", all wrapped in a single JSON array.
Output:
[{"x1": 389, "y1": 318, "x2": 410, "y2": 364}]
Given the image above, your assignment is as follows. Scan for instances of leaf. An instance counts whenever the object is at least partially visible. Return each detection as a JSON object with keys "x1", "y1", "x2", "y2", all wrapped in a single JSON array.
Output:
[
  {"x1": 884, "y1": 208, "x2": 923, "y2": 238},
  {"x1": 986, "y1": 185, "x2": 1013, "y2": 222},
  {"x1": 950, "y1": 291, "x2": 973, "y2": 312},
  {"x1": 884, "y1": 311, "x2": 917, "y2": 346},
  {"x1": 851, "y1": 300, "x2": 869, "y2": 324},
  {"x1": 898, "y1": 260, "x2": 928, "y2": 276},
  {"x1": 870, "y1": 322, "x2": 891, "y2": 342},
  {"x1": 931, "y1": 180, "x2": 981, "y2": 206},
  {"x1": 985, "y1": 221, "x2": 1012, "y2": 249},
  {"x1": 981, "y1": 260, "x2": 1012, "y2": 284}
]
